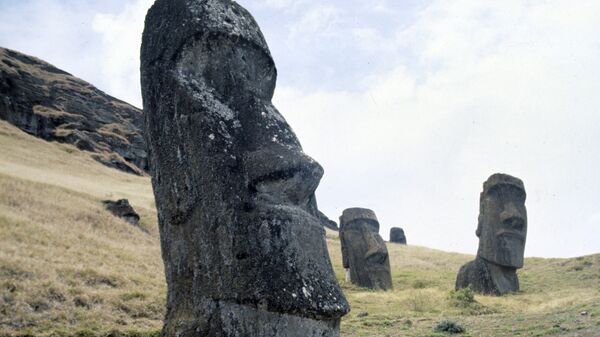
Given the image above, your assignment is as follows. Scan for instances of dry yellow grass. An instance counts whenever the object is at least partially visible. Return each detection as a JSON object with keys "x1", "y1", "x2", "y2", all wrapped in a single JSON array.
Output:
[
  {"x1": 0, "y1": 121, "x2": 153, "y2": 210},
  {"x1": 0, "y1": 120, "x2": 599, "y2": 337},
  {"x1": 97, "y1": 124, "x2": 132, "y2": 145},
  {"x1": 338, "y1": 242, "x2": 600, "y2": 337},
  {"x1": 0, "y1": 121, "x2": 161, "y2": 336},
  {"x1": 32, "y1": 105, "x2": 76, "y2": 119}
]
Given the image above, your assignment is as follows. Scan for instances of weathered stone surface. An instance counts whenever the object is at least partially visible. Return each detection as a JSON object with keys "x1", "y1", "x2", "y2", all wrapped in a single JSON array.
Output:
[
  {"x1": 0, "y1": 47, "x2": 147, "y2": 175},
  {"x1": 456, "y1": 173, "x2": 527, "y2": 295},
  {"x1": 140, "y1": 0, "x2": 349, "y2": 336},
  {"x1": 102, "y1": 199, "x2": 141, "y2": 227},
  {"x1": 339, "y1": 208, "x2": 392, "y2": 290},
  {"x1": 389, "y1": 227, "x2": 406, "y2": 244}
]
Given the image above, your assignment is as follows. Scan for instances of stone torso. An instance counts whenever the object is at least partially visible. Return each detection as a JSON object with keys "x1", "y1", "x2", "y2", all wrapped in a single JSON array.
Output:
[{"x1": 455, "y1": 257, "x2": 519, "y2": 296}]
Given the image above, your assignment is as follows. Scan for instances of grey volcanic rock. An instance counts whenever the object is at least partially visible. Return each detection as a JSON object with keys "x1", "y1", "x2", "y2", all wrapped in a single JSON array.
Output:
[
  {"x1": 140, "y1": 0, "x2": 349, "y2": 336},
  {"x1": 102, "y1": 199, "x2": 141, "y2": 227},
  {"x1": 456, "y1": 173, "x2": 527, "y2": 295},
  {"x1": 0, "y1": 47, "x2": 147, "y2": 175},
  {"x1": 389, "y1": 227, "x2": 406, "y2": 244},
  {"x1": 339, "y1": 208, "x2": 392, "y2": 290}
]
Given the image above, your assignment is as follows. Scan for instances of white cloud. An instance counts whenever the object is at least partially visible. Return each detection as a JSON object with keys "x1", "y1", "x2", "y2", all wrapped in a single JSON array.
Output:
[
  {"x1": 288, "y1": 4, "x2": 342, "y2": 40},
  {"x1": 253, "y1": 0, "x2": 306, "y2": 10},
  {"x1": 92, "y1": 0, "x2": 154, "y2": 108},
  {"x1": 275, "y1": 0, "x2": 600, "y2": 257},
  {"x1": 368, "y1": 0, "x2": 392, "y2": 14},
  {"x1": 0, "y1": 0, "x2": 150, "y2": 107},
  {"x1": 0, "y1": 1, "x2": 104, "y2": 88}
]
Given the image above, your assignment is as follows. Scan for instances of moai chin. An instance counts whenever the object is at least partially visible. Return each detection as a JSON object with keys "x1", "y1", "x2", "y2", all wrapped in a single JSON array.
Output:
[
  {"x1": 339, "y1": 208, "x2": 393, "y2": 290},
  {"x1": 140, "y1": 0, "x2": 349, "y2": 336},
  {"x1": 389, "y1": 227, "x2": 407, "y2": 244},
  {"x1": 455, "y1": 173, "x2": 528, "y2": 295}
]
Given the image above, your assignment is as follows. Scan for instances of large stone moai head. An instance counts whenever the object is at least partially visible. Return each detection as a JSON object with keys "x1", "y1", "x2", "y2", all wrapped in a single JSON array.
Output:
[
  {"x1": 140, "y1": 0, "x2": 349, "y2": 336},
  {"x1": 477, "y1": 173, "x2": 528, "y2": 268},
  {"x1": 339, "y1": 208, "x2": 392, "y2": 290},
  {"x1": 389, "y1": 227, "x2": 407, "y2": 244}
]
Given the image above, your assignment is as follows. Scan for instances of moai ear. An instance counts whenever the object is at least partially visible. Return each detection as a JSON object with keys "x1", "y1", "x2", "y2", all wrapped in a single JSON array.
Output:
[
  {"x1": 340, "y1": 232, "x2": 350, "y2": 269},
  {"x1": 476, "y1": 191, "x2": 484, "y2": 237}
]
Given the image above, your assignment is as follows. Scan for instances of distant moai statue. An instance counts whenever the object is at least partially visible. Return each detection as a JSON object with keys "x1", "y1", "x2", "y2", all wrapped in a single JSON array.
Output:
[
  {"x1": 140, "y1": 0, "x2": 349, "y2": 336},
  {"x1": 389, "y1": 227, "x2": 407, "y2": 244},
  {"x1": 455, "y1": 173, "x2": 528, "y2": 295},
  {"x1": 340, "y1": 208, "x2": 393, "y2": 290}
]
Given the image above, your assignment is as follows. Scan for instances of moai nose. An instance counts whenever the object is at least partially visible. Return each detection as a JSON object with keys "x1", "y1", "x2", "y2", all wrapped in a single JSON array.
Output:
[
  {"x1": 364, "y1": 232, "x2": 387, "y2": 262},
  {"x1": 244, "y1": 145, "x2": 324, "y2": 206}
]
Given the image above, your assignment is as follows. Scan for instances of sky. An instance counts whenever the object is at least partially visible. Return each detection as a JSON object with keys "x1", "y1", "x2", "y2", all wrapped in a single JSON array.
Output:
[{"x1": 0, "y1": 0, "x2": 599, "y2": 258}]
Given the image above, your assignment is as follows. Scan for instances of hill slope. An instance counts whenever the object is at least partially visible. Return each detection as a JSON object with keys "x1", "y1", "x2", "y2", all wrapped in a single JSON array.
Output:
[
  {"x1": 0, "y1": 47, "x2": 147, "y2": 175},
  {"x1": 0, "y1": 121, "x2": 599, "y2": 337}
]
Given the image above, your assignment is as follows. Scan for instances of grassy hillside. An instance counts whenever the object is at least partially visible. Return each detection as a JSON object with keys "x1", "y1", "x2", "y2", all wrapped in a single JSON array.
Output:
[{"x1": 0, "y1": 120, "x2": 598, "y2": 337}]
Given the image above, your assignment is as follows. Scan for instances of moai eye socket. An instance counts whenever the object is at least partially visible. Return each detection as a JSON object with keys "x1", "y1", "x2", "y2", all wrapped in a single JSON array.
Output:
[
  {"x1": 486, "y1": 184, "x2": 525, "y2": 204},
  {"x1": 177, "y1": 34, "x2": 276, "y2": 103}
]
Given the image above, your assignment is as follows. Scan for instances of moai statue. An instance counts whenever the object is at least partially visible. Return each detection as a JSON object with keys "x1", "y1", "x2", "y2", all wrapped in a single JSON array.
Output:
[
  {"x1": 455, "y1": 173, "x2": 528, "y2": 295},
  {"x1": 140, "y1": 1, "x2": 349, "y2": 336},
  {"x1": 389, "y1": 227, "x2": 407, "y2": 244},
  {"x1": 339, "y1": 208, "x2": 392, "y2": 290}
]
